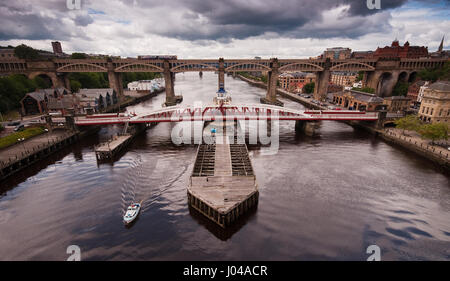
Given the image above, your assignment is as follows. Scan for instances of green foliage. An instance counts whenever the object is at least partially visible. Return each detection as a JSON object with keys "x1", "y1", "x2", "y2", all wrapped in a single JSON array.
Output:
[
  {"x1": 418, "y1": 123, "x2": 449, "y2": 144},
  {"x1": 260, "y1": 75, "x2": 268, "y2": 84},
  {"x1": 71, "y1": 53, "x2": 88, "y2": 59},
  {"x1": 352, "y1": 87, "x2": 375, "y2": 94},
  {"x1": 68, "y1": 72, "x2": 109, "y2": 89},
  {"x1": 394, "y1": 115, "x2": 421, "y2": 133},
  {"x1": 0, "y1": 127, "x2": 45, "y2": 149},
  {"x1": 303, "y1": 82, "x2": 315, "y2": 94},
  {"x1": 356, "y1": 71, "x2": 364, "y2": 82},
  {"x1": 33, "y1": 76, "x2": 51, "y2": 89},
  {"x1": 418, "y1": 61, "x2": 450, "y2": 82},
  {"x1": 70, "y1": 80, "x2": 82, "y2": 93},
  {"x1": 0, "y1": 74, "x2": 38, "y2": 113},
  {"x1": 14, "y1": 44, "x2": 39, "y2": 59},
  {"x1": 392, "y1": 81, "x2": 409, "y2": 96}
]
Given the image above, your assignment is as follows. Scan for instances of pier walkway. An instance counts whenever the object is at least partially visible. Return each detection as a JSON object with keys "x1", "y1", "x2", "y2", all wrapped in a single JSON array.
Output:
[{"x1": 188, "y1": 129, "x2": 258, "y2": 228}]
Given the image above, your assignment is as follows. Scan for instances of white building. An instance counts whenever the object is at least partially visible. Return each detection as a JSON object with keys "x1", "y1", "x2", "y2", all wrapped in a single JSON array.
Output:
[
  {"x1": 353, "y1": 81, "x2": 363, "y2": 88},
  {"x1": 417, "y1": 81, "x2": 430, "y2": 103},
  {"x1": 127, "y1": 79, "x2": 164, "y2": 92}
]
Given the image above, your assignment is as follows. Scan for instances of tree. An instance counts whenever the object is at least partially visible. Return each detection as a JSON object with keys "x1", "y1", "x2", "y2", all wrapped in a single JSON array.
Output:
[
  {"x1": 356, "y1": 71, "x2": 364, "y2": 82},
  {"x1": 394, "y1": 115, "x2": 421, "y2": 134},
  {"x1": 71, "y1": 52, "x2": 88, "y2": 59},
  {"x1": 418, "y1": 61, "x2": 450, "y2": 82},
  {"x1": 303, "y1": 82, "x2": 315, "y2": 94},
  {"x1": 392, "y1": 81, "x2": 409, "y2": 96},
  {"x1": 14, "y1": 44, "x2": 39, "y2": 59},
  {"x1": 418, "y1": 123, "x2": 449, "y2": 144},
  {"x1": 70, "y1": 80, "x2": 82, "y2": 93}
]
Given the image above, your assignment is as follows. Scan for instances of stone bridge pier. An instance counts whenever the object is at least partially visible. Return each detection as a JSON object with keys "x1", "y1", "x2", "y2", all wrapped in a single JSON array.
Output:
[
  {"x1": 218, "y1": 58, "x2": 225, "y2": 91},
  {"x1": 261, "y1": 58, "x2": 283, "y2": 106},
  {"x1": 314, "y1": 58, "x2": 331, "y2": 101},
  {"x1": 107, "y1": 60, "x2": 123, "y2": 99},
  {"x1": 163, "y1": 60, "x2": 182, "y2": 106},
  {"x1": 295, "y1": 120, "x2": 320, "y2": 136}
]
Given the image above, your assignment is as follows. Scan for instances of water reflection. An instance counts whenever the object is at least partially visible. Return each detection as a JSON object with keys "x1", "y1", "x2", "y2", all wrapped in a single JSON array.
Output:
[{"x1": 0, "y1": 72, "x2": 449, "y2": 261}]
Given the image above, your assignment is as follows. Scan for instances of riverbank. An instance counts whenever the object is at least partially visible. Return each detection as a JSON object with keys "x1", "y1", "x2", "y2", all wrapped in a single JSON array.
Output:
[
  {"x1": 236, "y1": 74, "x2": 450, "y2": 170},
  {"x1": 0, "y1": 129, "x2": 82, "y2": 181}
]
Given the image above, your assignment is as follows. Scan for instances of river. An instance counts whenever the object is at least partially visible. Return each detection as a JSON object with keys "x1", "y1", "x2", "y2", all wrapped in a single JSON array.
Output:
[{"x1": 0, "y1": 72, "x2": 449, "y2": 260}]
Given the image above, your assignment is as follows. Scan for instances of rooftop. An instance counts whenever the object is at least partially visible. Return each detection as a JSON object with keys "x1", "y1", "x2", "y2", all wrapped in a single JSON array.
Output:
[{"x1": 428, "y1": 81, "x2": 450, "y2": 92}]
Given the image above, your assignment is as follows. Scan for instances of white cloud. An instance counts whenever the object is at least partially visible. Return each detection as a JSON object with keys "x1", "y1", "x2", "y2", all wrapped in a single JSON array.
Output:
[{"x1": 0, "y1": 1, "x2": 448, "y2": 58}]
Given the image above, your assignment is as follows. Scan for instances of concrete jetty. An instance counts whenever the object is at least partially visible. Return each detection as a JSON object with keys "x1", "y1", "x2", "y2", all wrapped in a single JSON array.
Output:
[
  {"x1": 95, "y1": 134, "x2": 132, "y2": 161},
  {"x1": 188, "y1": 123, "x2": 258, "y2": 228}
]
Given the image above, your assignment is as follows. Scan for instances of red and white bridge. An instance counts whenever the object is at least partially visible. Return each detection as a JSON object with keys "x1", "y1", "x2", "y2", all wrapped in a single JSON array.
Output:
[{"x1": 73, "y1": 104, "x2": 378, "y2": 126}]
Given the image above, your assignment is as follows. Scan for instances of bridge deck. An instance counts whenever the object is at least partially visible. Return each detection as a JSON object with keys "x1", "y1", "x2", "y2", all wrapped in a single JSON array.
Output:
[{"x1": 188, "y1": 131, "x2": 258, "y2": 228}]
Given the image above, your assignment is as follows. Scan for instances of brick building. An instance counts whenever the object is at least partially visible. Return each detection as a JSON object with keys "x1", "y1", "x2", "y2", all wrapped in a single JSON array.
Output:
[
  {"x1": 330, "y1": 72, "x2": 358, "y2": 87},
  {"x1": 383, "y1": 96, "x2": 411, "y2": 113},
  {"x1": 323, "y1": 47, "x2": 352, "y2": 60},
  {"x1": 406, "y1": 81, "x2": 429, "y2": 107},
  {"x1": 332, "y1": 90, "x2": 384, "y2": 111},
  {"x1": 278, "y1": 72, "x2": 316, "y2": 93},
  {"x1": 374, "y1": 40, "x2": 428, "y2": 59}
]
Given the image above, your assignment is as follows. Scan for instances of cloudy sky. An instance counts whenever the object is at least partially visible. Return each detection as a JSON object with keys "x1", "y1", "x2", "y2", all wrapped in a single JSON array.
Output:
[{"x1": 0, "y1": 0, "x2": 448, "y2": 58}]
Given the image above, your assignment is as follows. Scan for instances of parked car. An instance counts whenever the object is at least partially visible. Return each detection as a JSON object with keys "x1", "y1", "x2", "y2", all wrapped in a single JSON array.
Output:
[
  {"x1": 14, "y1": 124, "x2": 25, "y2": 131},
  {"x1": 8, "y1": 121, "x2": 20, "y2": 126}
]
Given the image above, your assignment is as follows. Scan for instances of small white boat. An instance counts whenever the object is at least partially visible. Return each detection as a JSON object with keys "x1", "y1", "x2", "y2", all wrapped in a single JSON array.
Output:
[{"x1": 123, "y1": 202, "x2": 141, "y2": 224}]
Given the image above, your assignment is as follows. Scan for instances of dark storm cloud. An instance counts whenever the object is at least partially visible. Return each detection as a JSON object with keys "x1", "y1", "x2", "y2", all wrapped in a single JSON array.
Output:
[
  {"x1": 137, "y1": 0, "x2": 422, "y2": 40},
  {"x1": 0, "y1": 0, "x2": 446, "y2": 41},
  {"x1": 74, "y1": 14, "x2": 94, "y2": 26},
  {"x1": 0, "y1": 0, "x2": 93, "y2": 40}
]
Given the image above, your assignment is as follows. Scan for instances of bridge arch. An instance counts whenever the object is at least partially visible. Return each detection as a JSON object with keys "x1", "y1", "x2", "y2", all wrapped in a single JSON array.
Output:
[
  {"x1": 28, "y1": 71, "x2": 58, "y2": 87},
  {"x1": 398, "y1": 71, "x2": 409, "y2": 83},
  {"x1": 56, "y1": 63, "x2": 107, "y2": 72},
  {"x1": 225, "y1": 63, "x2": 271, "y2": 72},
  {"x1": 115, "y1": 63, "x2": 163, "y2": 72},
  {"x1": 330, "y1": 62, "x2": 375, "y2": 71},
  {"x1": 171, "y1": 63, "x2": 218, "y2": 72},
  {"x1": 408, "y1": 71, "x2": 418, "y2": 83},
  {"x1": 279, "y1": 62, "x2": 324, "y2": 72}
]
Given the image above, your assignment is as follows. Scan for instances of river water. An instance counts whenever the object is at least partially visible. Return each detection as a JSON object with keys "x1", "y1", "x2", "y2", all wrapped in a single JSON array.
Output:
[{"x1": 0, "y1": 72, "x2": 449, "y2": 261}]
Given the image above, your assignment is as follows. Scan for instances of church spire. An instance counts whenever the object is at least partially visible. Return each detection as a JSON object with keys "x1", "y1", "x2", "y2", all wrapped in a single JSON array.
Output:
[{"x1": 438, "y1": 36, "x2": 444, "y2": 52}]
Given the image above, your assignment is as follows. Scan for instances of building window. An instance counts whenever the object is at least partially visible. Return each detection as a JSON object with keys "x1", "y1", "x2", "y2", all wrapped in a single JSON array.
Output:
[
  {"x1": 439, "y1": 108, "x2": 443, "y2": 116},
  {"x1": 430, "y1": 108, "x2": 434, "y2": 115}
]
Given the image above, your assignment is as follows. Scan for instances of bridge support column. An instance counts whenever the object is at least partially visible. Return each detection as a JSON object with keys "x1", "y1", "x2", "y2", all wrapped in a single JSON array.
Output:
[
  {"x1": 65, "y1": 115, "x2": 78, "y2": 131},
  {"x1": 261, "y1": 58, "x2": 283, "y2": 106},
  {"x1": 108, "y1": 71, "x2": 123, "y2": 100},
  {"x1": 163, "y1": 60, "x2": 182, "y2": 106},
  {"x1": 313, "y1": 58, "x2": 331, "y2": 101},
  {"x1": 376, "y1": 110, "x2": 387, "y2": 129},
  {"x1": 55, "y1": 73, "x2": 71, "y2": 90},
  {"x1": 218, "y1": 58, "x2": 225, "y2": 91},
  {"x1": 295, "y1": 120, "x2": 320, "y2": 137}
]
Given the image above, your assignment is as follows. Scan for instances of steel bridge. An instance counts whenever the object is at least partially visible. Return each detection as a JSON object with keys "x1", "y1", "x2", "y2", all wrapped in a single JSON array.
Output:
[{"x1": 73, "y1": 104, "x2": 378, "y2": 126}]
